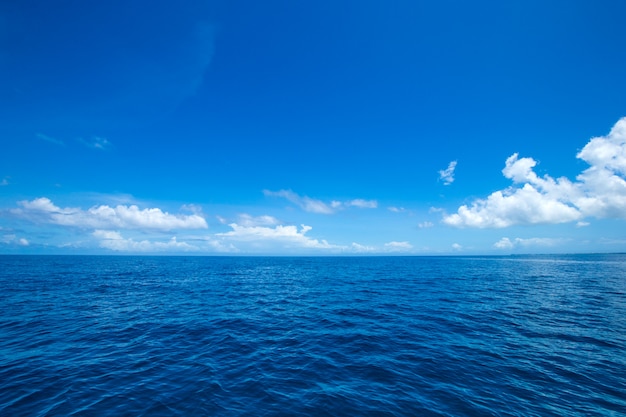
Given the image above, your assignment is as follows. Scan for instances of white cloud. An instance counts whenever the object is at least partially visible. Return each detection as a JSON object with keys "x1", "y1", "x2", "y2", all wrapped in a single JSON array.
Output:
[
  {"x1": 236, "y1": 213, "x2": 281, "y2": 227},
  {"x1": 384, "y1": 241, "x2": 413, "y2": 251},
  {"x1": 444, "y1": 117, "x2": 626, "y2": 228},
  {"x1": 264, "y1": 189, "x2": 333, "y2": 214},
  {"x1": 217, "y1": 222, "x2": 340, "y2": 250},
  {"x1": 264, "y1": 189, "x2": 377, "y2": 214},
  {"x1": 388, "y1": 206, "x2": 406, "y2": 213},
  {"x1": 12, "y1": 197, "x2": 208, "y2": 231},
  {"x1": 494, "y1": 237, "x2": 514, "y2": 249},
  {"x1": 494, "y1": 237, "x2": 566, "y2": 250},
  {"x1": 180, "y1": 204, "x2": 204, "y2": 215},
  {"x1": 451, "y1": 243, "x2": 462, "y2": 251},
  {"x1": 418, "y1": 221, "x2": 434, "y2": 228},
  {"x1": 351, "y1": 242, "x2": 376, "y2": 253},
  {"x1": 439, "y1": 160, "x2": 457, "y2": 185},
  {"x1": 93, "y1": 230, "x2": 198, "y2": 252},
  {"x1": 1, "y1": 234, "x2": 29, "y2": 246},
  {"x1": 1, "y1": 178, "x2": 8, "y2": 186},
  {"x1": 346, "y1": 199, "x2": 378, "y2": 209},
  {"x1": 517, "y1": 237, "x2": 565, "y2": 247}
]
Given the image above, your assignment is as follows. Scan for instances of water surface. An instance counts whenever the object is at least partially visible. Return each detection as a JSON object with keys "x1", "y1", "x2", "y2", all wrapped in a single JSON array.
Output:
[{"x1": 1, "y1": 255, "x2": 625, "y2": 416}]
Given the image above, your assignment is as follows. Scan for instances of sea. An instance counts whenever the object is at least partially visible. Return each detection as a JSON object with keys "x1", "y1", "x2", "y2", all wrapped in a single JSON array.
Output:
[{"x1": 0, "y1": 254, "x2": 624, "y2": 416}]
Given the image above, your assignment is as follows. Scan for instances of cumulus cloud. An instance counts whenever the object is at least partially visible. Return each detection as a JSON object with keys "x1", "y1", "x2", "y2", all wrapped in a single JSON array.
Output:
[
  {"x1": 494, "y1": 237, "x2": 566, "y2": 250},
  {"x1": 494, "y1": 237, "x2": 514, "y2": 250},
  {"x1": 439, "y1": 161, "x2": 457, "y2": 185},
  {"x1": 451, "y1": 243, "x2": 462, "y2": 251},
  {"x1": 12, "y1": 197, "x2": 208, "y2": 231},
  {"x1": 217, "y1": 222, "x2": 340, "y2": 250},
  {"x1": 264, "y1": 189, "x2": 377, "y2": 214},
  {"x1": 93, "y1": 230, "x2": 197, "y2": 252},
  {"x1": 444, "y1": 117, "x2": 626, "y2": 228}
]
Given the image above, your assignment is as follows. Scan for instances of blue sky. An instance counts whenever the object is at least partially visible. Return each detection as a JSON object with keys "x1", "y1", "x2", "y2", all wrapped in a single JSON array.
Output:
[{"x1": 1, "y1": 0, "x2": 626, "y2": 255}]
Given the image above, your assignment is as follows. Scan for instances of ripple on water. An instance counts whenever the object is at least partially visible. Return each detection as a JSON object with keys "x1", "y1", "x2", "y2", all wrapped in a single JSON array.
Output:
[{"x1": 0, "y1": 254, "x2": 625, "y2": 416}]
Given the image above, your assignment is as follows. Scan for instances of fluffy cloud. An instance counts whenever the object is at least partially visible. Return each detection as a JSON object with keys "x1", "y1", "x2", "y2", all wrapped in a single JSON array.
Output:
[
  {"x1": 418, "y1": 221, "x2": 434, "y2": 228},
  {"x1": 494, "y1": 237, "x2": 566, "y2": 250},
  {"x1": 93, "y1": 230, "x2": 197, "y2": 252},
  {"x1": 493, "y1": 237, "x2": 514, "y2": 249},
  {"x1": 217, "y1": 222, "x2": 339, "y2": 250},
  {"x1": 439, "y1": 160, "x2": 457, "y2": 185},
  {"x1": 444, "y1": 117, "x2": 626, "y2": 228},
  {"x1": 264, "y1": 189, "x2": 377, "y2": 214},
  {"x1": 12, "y1": 197, "x2": 208, "y2": 231}
]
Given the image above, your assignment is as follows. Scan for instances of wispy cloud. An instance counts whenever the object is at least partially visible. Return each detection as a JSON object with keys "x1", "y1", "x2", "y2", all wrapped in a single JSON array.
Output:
[
  {"x1": 264, "y1": 189, "x2": 377, "y2": 214},
  {"x1": 1, "y1": 177, "x2": 9, "y2": 186},
  {"x1": 345, "y1": 199, "x2": 378, "y2": 209},
  {"x1": 444, "y1": 117, "x2": 626, "y2": 228},
  {"x1": 494, "y1": 237, "x2": 567, "y2": 250},
  {"x1": 79, "y1": 136, "x2": 112, "y2": 150},
  {"x1": 36, "y1": 133, "x2": 65, "y2": 146},
  {"x1": 418, "y1": 221, "x2": 434, "y2": 228},
  {"x1": 236, "y1": 214, "x2": 281, "y2": 227},
  {"x1": 384, "y1": 241, "x2": 413, "y2": 251},
  {"x1": 11, "y1": 197, "x2": 208, "y2": 231},
  {"x1": 264, "y1": 189, "x2": 334, "y2": 214},
  {"x1": 439, "y1": 160, "x2": 457, "y2": 185}
]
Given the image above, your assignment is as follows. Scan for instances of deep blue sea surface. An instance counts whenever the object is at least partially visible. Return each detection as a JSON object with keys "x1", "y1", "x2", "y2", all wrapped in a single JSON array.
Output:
[{"x1": 1, "y1": 255, "x2": 625, "y2": 416}]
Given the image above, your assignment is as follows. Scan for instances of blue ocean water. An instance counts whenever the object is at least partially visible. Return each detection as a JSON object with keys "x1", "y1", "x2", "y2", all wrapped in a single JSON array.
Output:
[{"x1": 0, "y1": 255, "x2": 625, "y2": 416}]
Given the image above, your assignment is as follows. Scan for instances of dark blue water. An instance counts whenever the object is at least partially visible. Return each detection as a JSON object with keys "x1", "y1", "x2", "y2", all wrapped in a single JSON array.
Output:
[{"x1": 1, "y1": 255, "x2": 625, "y2": 416}]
